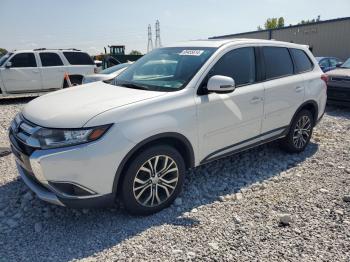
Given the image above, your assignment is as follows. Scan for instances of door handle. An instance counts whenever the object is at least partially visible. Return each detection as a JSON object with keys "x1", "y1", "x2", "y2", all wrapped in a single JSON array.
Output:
[
  {"x1": 295, "y1": 86, "x2": 303, "y2": 93},
  {"x1": 250, "y1": 97, "x2": 262, "y2": 104}
]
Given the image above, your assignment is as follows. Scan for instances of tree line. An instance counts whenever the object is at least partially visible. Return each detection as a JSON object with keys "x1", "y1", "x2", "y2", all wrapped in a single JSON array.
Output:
[{"x1": 258, "y1": 16, "x2": 321, "y2": 30}]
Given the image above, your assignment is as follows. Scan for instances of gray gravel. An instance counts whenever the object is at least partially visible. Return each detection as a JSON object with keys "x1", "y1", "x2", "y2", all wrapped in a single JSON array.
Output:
[{"x1": 0, "y1": 98, "x2": 350, "y2": 261}]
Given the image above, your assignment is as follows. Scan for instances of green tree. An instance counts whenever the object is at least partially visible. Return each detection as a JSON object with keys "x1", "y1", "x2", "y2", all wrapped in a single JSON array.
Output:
[
  {"x1": 278, "y1": 17, "x2": 285, "y2": 28},
  {"x1": 129, "y1": 50, "x2": 142, "y2": 55},
  {"x1": 259, "y1": 17, "x2": 285, "y2": 30},
  {"x1": 0, "y1": 48, "x2": 7, "y2": 56}
]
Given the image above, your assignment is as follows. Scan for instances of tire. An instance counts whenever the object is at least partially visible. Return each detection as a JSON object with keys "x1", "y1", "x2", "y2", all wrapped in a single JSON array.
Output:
[
  {"x1": 120, "y1": 145, "x2": 186, "y2": 216},
  {"x1": 70, "y1": 76, "x2": 83, "y2": 86},
  {"x1": 63, "y1": 76, "x2": 82, "y2": 88},
  {"x1": 280, "y1": 110, "x2": 314, "y2": 153}
]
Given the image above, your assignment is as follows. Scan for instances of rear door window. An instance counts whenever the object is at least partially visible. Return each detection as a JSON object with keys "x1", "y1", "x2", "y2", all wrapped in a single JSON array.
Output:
[
  {"x1": 209, "y1": 47, "x2": 256, "y2": 86},
  {"x1": 290, "y1": 48, "x2": 314, "y2": 73},
  {"x1": 63, "y1": 52, "x2": 94, "y2": 65},
  {"x1": 10, "y1": 53, "x2": 37, "y2": 68},
  {"x1": 262, "y1": 47, "x2": 293, "y2": 79},
  {"x1": 40, "y1": 52, "x2": 63, "y2": 67}
]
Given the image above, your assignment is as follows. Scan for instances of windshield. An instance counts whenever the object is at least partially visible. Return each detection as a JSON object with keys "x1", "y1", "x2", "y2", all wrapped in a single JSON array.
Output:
[
  {"x1": 340, "y1": 58, "x2": 350, "y2": 69},
  {"x1": 0, "y1": 52, "x2": 12, "y2": 66},
  {"x1": 114, "y1": 47, "x2": 216, "y2": 91},
  {"x1": 100, "y1": 63, "x2": 130, "y2": 74}
]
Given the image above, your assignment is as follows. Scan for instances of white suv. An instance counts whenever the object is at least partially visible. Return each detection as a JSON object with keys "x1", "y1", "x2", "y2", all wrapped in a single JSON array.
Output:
[
  {"x1": 9, "y1": 39, "x2": 327, "y2": 215},
  {"x1": 0, "y1": 49, "x2": 95, "y2": 96}
]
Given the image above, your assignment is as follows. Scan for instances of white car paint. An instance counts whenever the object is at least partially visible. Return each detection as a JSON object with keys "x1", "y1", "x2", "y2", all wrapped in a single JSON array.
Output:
[
  {"x1": 0, "y1": 49, "x2": 95, "y2": 96},
  {"x1": 9, "y1": 39, "x2": 326, "y2": 207}
]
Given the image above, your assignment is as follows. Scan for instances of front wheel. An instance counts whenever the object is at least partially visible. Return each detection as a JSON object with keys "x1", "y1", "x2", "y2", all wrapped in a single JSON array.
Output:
[
  {"x1": 121, "y1": 145, "x2": 185, "y2": 216},
  {"x1": 280, "y1": 110, "x2": 314, "y2": 153}
]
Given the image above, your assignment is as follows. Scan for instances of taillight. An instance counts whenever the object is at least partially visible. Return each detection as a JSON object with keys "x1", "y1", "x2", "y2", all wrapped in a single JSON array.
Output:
[{"x1": 321, "y1": 74, "x2": 328, "y2": 85}]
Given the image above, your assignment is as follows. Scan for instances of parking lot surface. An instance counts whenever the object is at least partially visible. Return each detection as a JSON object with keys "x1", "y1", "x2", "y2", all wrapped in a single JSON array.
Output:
[{"x1": 0, "y1": 98, "x2": 349, "y2": 261}]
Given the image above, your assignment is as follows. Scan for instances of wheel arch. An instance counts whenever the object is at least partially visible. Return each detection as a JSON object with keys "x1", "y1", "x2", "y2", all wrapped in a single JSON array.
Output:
[
  {"x1": 112, "y1": 132, "x2": 195, "y2": 196},
  {"x1": 62, "y1": 74, "x2": 84, "y2": 88},
  {"x1": 287, "y1": 100, "x2": 318, "y2": 133}
]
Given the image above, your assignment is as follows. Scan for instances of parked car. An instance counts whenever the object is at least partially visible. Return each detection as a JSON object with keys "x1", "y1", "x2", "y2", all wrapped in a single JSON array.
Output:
[
  {"x1": 325, "y1": 58, "x2": 350, "y2": 106},
  {"x1": 316, "y1": 57, "x2": 343, "y2": 72},
  {"x1": 9, "y1": 39, "x2": 326, "y2": 215},
  {"x1": 82, "y1": 62, "x2": 131, "y2": 84},
  {"x1": 0, "y1": 49, "x2": 95, "y2": 97}
]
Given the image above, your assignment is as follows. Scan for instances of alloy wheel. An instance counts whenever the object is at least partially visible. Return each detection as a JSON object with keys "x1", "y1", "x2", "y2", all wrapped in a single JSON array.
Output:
[
  {"x1": 133, "y1": 155, "x2": 179, "y2": 207},
  {"x1": 293, "y1": 115, "x2": 312, "y2": 149}
]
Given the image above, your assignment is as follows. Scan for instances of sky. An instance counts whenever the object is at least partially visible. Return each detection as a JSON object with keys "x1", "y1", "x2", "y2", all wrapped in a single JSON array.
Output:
[{"x1": 1, "y1": 0, "x2": 350, "y2": 55}]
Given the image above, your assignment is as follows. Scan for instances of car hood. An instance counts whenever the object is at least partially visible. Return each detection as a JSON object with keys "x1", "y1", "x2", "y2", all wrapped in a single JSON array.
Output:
[
  {"x1": 327, "y1": 68, "x2": 350, "y2": 77},
  {"x1": 22, "y1": 82, "x2": 166, "y2": 128}
]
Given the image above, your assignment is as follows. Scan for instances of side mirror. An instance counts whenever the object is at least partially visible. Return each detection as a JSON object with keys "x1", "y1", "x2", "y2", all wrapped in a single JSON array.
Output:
[
  {"x1": 207, "y1": 75, "x2": 235, "y2": 93},
  {"x1": 5, "y1": 62, "x2": 12, "y2": 68}
]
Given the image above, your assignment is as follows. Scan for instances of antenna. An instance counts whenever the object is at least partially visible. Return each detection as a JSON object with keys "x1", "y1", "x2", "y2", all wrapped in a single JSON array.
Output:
[
  {"x1": 155, "y1": 20, "x2": 162, "y2": 48},
  {"x1": 147, "y1": 24, "x2": 153, "y2": 53}
]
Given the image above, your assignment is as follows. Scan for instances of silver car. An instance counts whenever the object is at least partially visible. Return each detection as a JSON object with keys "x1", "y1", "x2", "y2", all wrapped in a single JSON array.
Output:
[{"x1": 82, "y1": 62, "x2": 132, "y2": 84}]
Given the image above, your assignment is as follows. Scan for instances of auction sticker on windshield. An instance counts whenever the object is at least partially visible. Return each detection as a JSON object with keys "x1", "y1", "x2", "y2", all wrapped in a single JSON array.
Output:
[{"x1": 179, "y1": 50, "x2": 204, "y2": 56}]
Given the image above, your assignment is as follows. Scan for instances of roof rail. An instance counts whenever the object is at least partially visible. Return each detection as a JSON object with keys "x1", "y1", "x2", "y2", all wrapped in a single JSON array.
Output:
[{"x1": 33, "y1": 48, "x2": 82, "y2": 51}]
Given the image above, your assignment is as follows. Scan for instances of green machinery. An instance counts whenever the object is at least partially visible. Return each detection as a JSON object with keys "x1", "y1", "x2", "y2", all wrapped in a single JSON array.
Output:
[{"x1": 102, "y1": 45, "x2": 143, "y2": 69}]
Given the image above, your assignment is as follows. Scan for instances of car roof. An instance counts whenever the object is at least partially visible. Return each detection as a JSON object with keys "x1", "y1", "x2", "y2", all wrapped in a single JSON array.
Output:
[
  {"x1": 10, "y1": 49, "x2": 85, "y2": 53},
  {"x1": 166, "y1": 38, "x2": 309, "y2": 49}
]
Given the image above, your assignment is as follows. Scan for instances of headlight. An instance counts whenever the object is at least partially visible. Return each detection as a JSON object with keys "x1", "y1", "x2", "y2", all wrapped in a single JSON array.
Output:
[{"x1": 32, "y1": 124, "x2": 112, "y2": 149}]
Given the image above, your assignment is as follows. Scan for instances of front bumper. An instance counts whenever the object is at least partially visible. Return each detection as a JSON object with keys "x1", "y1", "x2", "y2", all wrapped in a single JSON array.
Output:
[
  {"x1": 9, "y1": 119, "x2": 133, "y2": 208},
  {"x1": 16, "y1": 163, "x2": 64, "y2": 206},
  {"x1": 327, "y1": 85, "x2": 350, "y2": 106},
  {"x1": 11, "y1": 142, "x2": 115, "y2": 208}
]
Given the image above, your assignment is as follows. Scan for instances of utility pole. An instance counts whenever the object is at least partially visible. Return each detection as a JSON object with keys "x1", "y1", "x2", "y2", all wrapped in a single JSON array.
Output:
[
  {"x1": 155, "y1": 20, "x2": 162, "y2": 48},
  {"x1": 147, "y1": 24, "x2": 153, "y2": 53}
]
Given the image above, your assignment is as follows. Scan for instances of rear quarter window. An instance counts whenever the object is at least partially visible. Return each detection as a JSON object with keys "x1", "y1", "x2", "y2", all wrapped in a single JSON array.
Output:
[
  {"x1": 63, "y1": 52, "x2": 94, "y2": 65},
  {"x1": 263, "y1": 47, "x2": 293, "y2": 80},
  {"x1": 290, "y1": 48, "x2": 314, "y2": 73}
]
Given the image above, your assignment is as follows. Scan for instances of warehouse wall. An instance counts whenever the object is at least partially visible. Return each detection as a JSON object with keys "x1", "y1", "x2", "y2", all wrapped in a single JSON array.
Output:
[
  {"x1": 217, "y1": 30, "x2": 270, "y2": 40},
  {"x1": 211, "y1": 18, "x2": 350, "y2": 61},
  {"x1": 272, "y1": 19, "x2": 350, "y2": 60}
]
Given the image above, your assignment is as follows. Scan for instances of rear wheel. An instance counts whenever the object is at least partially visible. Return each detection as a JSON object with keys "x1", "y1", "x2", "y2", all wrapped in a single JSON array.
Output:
[
  {"x1": 280, "y1": 110, "x2": 314, "y2": 153},
  {"x1": 121, "y1": 145, "x2": 185, "y2": 216}
]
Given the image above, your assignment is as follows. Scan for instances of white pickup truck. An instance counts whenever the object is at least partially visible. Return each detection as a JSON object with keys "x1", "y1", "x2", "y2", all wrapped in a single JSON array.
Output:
[{"x1": 0, "y1": 49, "x2": 95, "y2": 97}]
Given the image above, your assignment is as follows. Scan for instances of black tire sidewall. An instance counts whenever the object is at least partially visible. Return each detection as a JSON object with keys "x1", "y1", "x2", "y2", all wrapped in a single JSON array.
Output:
[
  {"x1": 284, "y1": 110, "x2": 314, "y2": 153},
  {"x1": 121, "y1": 145, "x2": 185, "y2": 216}
]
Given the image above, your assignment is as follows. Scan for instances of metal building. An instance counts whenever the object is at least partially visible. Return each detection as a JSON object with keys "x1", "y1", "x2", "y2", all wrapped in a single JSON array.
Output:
[{"x1": 210, "y1": 17, "x2": 350, "y2": 60}]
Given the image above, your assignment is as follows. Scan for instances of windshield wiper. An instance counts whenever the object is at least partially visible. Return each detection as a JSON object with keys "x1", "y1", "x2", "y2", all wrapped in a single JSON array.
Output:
[{"x1": 117, "y1": 82, "x2": 150, "y2": 90}]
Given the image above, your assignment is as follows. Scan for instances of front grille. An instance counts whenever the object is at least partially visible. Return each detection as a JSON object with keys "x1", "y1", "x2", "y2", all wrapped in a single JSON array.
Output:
[
  {"x1": 9, "y1": 114, "x2": 40, "y2": 156},
  {"x1": 331, "y1": 76, "x2": 350, "y2": 82}
]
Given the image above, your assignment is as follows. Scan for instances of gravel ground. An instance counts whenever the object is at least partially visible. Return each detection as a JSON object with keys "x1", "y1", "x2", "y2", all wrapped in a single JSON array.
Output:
[{"x1": 0, "y1": 98, "x2": 349, "y2": 261}]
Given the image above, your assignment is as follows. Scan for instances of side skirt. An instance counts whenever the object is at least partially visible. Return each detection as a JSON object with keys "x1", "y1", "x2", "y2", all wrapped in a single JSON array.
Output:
[{"x1": 200, "y1": 126, "x2": 288, "y2": 165}]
